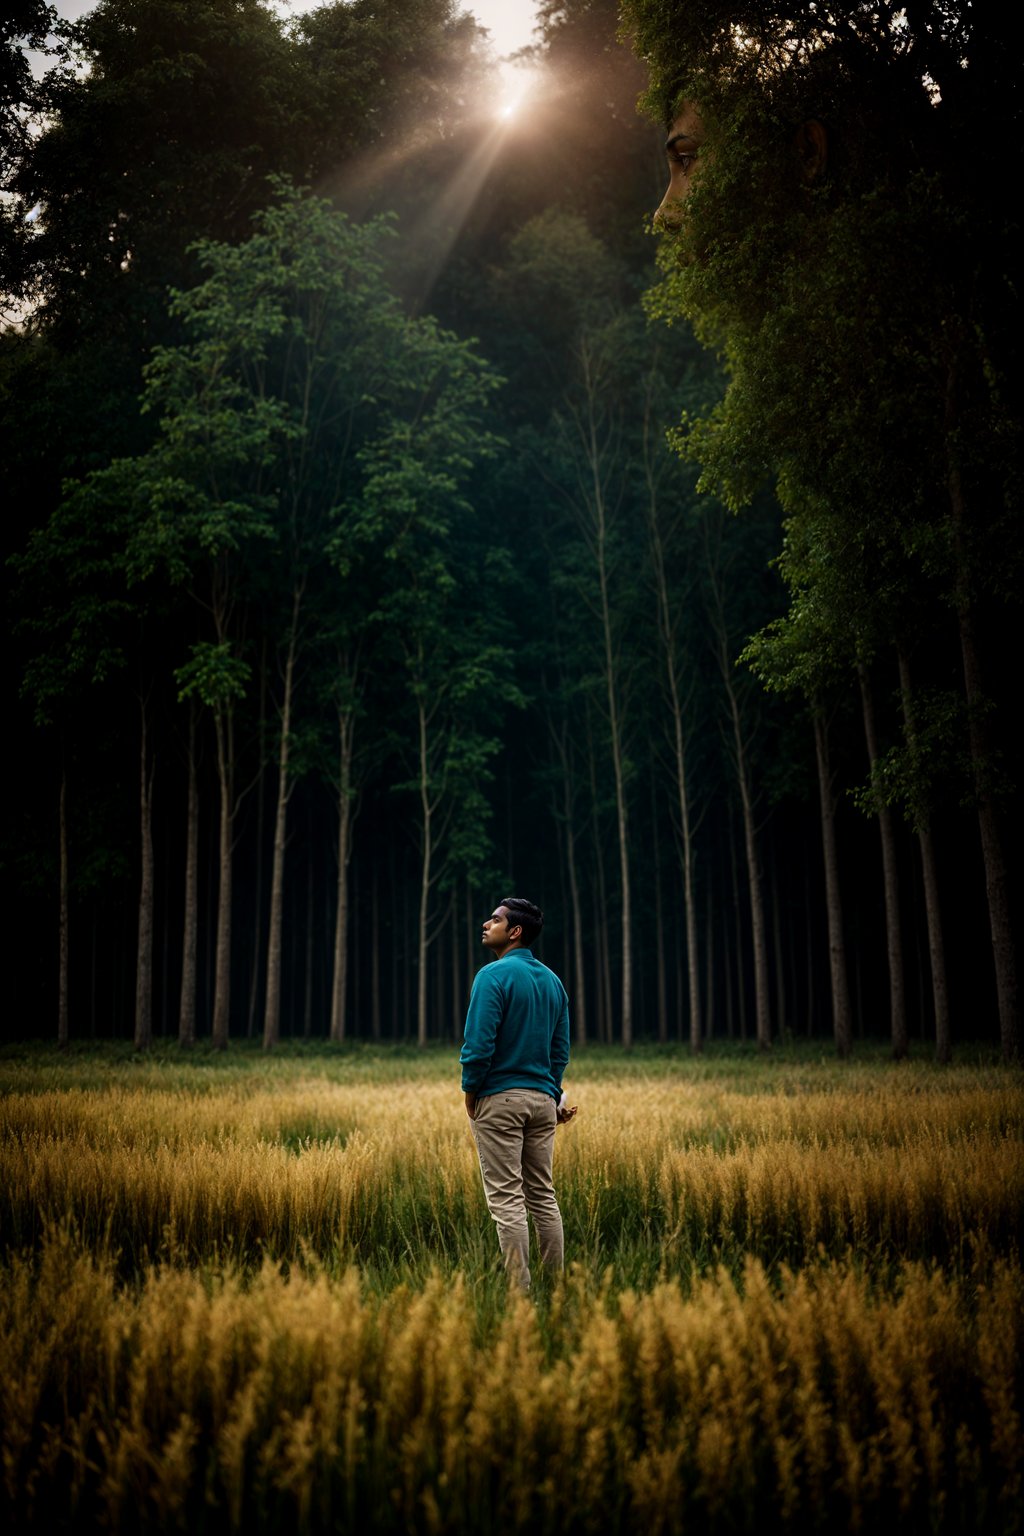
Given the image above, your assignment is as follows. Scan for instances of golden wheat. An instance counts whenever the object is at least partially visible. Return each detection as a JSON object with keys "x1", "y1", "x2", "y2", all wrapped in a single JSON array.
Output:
[
  {"x1": 2, "y1": 1071, "x2": 1021, "y2": 1267},
  {"x1": 1, "y1": 1051, "x2": 1021, "y2": 1531},
  {"x1": 0, "y1": 1229, "x2": 1020, "y2": 1533}
]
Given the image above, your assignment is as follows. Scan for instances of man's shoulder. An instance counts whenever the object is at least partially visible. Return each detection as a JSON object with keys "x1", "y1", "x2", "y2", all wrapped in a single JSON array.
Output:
[
  {"x1": 520, "y1": 952, "x2": 567, "y2": 994},
  {"x1": 471, "y1": 960, "x2": 506, "y2": 990}
]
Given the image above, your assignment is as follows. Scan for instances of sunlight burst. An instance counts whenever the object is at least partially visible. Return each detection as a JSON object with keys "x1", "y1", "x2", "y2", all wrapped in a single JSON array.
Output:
[{"x1": 495, "y1": 61, "x2": 540, "y2": 124}]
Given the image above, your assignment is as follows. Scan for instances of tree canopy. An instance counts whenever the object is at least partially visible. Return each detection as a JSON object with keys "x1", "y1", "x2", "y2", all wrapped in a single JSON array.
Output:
[{"x1": 1, "y1": 0, "x2": 1016, "y2": 1057}]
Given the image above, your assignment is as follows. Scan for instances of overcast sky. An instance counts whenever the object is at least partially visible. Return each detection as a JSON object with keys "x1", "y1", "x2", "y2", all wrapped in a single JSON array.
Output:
[{"x1": 51, "y1": 1, "x2": 541, "y2": 58}]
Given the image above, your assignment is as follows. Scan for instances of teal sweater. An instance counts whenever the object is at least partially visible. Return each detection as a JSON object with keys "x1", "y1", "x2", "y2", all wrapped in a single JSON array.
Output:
[{"x1": 460, "y1": 948, "x2": 570, "y2": 1101}]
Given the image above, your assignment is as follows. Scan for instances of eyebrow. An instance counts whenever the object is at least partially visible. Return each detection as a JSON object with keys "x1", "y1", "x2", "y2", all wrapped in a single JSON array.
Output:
[{"x1": 665, "y1": 132, "x2": 699, "y2": 152}]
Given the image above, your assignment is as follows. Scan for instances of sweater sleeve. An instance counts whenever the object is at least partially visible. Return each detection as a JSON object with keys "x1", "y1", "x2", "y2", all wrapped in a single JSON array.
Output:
[
  {"x1": 550, "y1": 985, "x2": 570, "y2": 1090},
  {"x1": 459, "y1": 968, "x2": 504, "y2": 1092}
]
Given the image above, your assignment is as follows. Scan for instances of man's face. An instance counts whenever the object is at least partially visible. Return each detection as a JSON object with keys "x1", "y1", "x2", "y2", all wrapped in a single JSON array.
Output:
[
  {"x1": 481, "y1": 907, "x2": 517, "y2": 953},
  {"x1": 654, "y1": 100, "x2": 704, "y2": 230}
]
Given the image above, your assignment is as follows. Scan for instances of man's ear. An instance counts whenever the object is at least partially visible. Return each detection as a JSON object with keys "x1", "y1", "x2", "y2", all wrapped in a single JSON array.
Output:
[{"x1": 795, "y1": 118, "x2": 828, "y2": 181}]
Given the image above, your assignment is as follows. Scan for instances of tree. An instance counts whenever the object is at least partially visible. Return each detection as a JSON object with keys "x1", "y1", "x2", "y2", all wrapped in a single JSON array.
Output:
[
  {"x1": 356, "y1": 328, "x2": 508, "y2": 1045},
  {"x1": 704, "y1": 509, "x2": 772, "y2": 1051},
  {"x1": 115, "y1": 183, "x2": 503, "y2": 1050},
  {"x1": 1, "y1": 3, "x2": 61, "y2": 310},
  {"x1": 494, "y1": 210, "x2": 643, "y2": 1047},
  {"x1": 742, "y1": 572, "x2": 853, "y2": 1057},
  {"x1": 626, "y1": 0, "x2": 1021, "y2": 1058},
  {"x1": 10, "y1": 469, "x2": 152, "y2": 1046}
]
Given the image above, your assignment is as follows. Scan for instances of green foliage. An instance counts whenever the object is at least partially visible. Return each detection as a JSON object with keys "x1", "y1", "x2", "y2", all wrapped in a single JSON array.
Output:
[
  {"x1": 851, "y1": 686, "x2": 970, "y2": 830},
  {"x1": 10, "y1": 469, "x2": 139, "y2": 726},
  {"x1": 174, "y1": 642, "x2": 250, "y2": 710},
  {"x1": 626, "y1": 0, "x2": 1021, "y2": 847}
]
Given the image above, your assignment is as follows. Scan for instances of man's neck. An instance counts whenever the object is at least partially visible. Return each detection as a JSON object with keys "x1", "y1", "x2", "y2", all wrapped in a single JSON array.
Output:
[{"x1": 493, "y1": 941, "x2": 528, "y2": 961}]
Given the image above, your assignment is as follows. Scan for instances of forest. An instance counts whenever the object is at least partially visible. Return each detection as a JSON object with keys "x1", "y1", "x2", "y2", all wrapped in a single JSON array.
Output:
[{"x1": 2, "y1": 0, "x2": 1019, "y2": 1060}]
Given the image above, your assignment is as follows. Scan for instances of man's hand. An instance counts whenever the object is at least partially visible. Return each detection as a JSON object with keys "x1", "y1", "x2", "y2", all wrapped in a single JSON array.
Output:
[
  {"x1": 464, "y1": 1091, "x2": 478, "y2": 1120},
  {"x1": 557, "y1": 1103, "x2": 578, "y2": 1125}
]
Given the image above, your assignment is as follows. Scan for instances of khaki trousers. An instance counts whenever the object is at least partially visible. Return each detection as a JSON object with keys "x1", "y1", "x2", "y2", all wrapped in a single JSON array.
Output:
[{"x1": 471, "y1": 1088, "x2": 564, "y2": 1289}]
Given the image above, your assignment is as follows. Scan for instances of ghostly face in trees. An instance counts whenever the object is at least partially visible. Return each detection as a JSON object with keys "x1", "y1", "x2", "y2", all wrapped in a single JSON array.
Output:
[
  {"x1": 653, "y1": 99, "x2": 828, "y2": 230},
  {"x1": 654, "y1": 100, "x2": 705, "y2": 230}
]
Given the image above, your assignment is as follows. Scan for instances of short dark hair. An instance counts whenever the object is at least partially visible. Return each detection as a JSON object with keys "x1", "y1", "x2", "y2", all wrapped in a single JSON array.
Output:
[{"x1": 500, "y1": 897, "x2": 543, "y2": 947}]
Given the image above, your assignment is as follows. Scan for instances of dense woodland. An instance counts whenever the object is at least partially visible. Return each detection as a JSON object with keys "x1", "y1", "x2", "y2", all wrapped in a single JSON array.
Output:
[{"x1": 1, "y1": 0, "x2": 1019, "y2": 1057}]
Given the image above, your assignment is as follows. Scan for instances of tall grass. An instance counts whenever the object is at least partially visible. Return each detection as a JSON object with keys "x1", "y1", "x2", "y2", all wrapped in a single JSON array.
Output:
[
  {"x1": 1, "y1": 1046, "x2": 1021, "y2": 1532},
  {"x1": 2, "y1": 1065, "x2": 1020, "y2": 1275}
]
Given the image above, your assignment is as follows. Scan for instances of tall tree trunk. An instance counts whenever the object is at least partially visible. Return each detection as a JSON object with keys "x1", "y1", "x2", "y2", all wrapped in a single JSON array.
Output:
[
  {"x1": 804, "y1": 853, "x2": 815, "y2": 1037},
  {"x1": 897, "y1": 649, "x2": 952, "y2": 1063},
  {"x1": 959, "y1": 608, "x2": 1019, "y2": 1053},
  {"x1": 653, "y1": 779, "x2": 667, "y2": 1044},
  {"x1": 451, "y1": 893, "x2": 461, "y2": 1041},
  {"x1": 704, "y1": 873, "x2": 715, "y2": 1042},
  {"x1": 566, "y1": 788, "x2": 586, "y2": 1047},
  {"x1": 465, "y1": 881, "x2": 475, "y2": 1028},
  {"x1": 724, "y1": 677, "x2": 769, "y2": 1043},
  {"x1": 58, "y1": 766, "x2": 69, "y2": 1049},
  {"x1": 303, "y1": 825, "x2": 314, "y2": 1041},
  {"x1": 434, "y1": 908, "x2": 445, "y2": 1041},
  {"x1": 178, "y1": 706, "x2": 198, "y2": 1048},
  {"x1": 211, "y1": 706, "x2": 234, "y2": 1051},
  {"x1": 595, "y1": 499, "x2": 632, "y2": 1048},
  {"x1": 681, "y1": 737, "x2": 702, "y2": 1056},
  {"x1": 946, "y1": 359, "x2": 1019, "y2": 1060},
  {"x1": 552, "y1": 715, "x2": 586, "y2": 1044},
  {"x1": 771, "y1": 852, "x2": 786, "y2": 1037},
  {"x1": 416, "y1": 696, "x2": 433, "y2": 1048},
  {"x1": 246, "y1": 639, "x2": 268, "y2": 1039},
  {"x1": 728, "y1": 814, "x2": 747, "y2": 1041},
  {"x1": 577, "y1": 344, "x2": 633, "y2": 1048},
  {"x1": 263, "y1": 598, "x2": 300, "y2": 1051},
  {"x1": 813, "y1": 708, "x2": 853, "y2": 1058},
  {"x1": 400, "y1": 851, "x2": 409, "y2": 1041},
  {"x1": 706, "y1": 524, "x2": 770, "y2": 1049},
  {"x1": 371, "y1": 861, "x2": 381, "y2": 1042},
  {"x1": 330, "y1": 710, "x2": 356, "y2": 1043},
  {"x1": 160, "y1": 848, "x2": 171, "y2": 1039},
  {"x1": 352, "y1": 856, "x2": 360, "y2": 1033},
  {"x1": 858, "y1": 664, "x2": 908, "y2": 1058},
  {"x1": 674, "y1": 912, "x2": 684, "y2": 1041},
  {"x1": 644, "y1": 452, "x2": 701, "y2": 1048},
  {"x1": 585, "y1": 705, "x2": 612, "y2": 1043},
  {"x1": 134, "y1": 698, "x2": 155, "y2": 1052}
]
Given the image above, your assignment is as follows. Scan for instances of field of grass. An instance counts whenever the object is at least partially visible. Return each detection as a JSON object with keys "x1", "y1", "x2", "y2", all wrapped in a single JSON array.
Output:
[{"x1": 1, "y1": 1042, "x2": 1021, "y2": 1533}]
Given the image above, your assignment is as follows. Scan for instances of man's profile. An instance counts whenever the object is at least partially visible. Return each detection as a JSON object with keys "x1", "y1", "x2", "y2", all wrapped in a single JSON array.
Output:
[{"x1": 459, "y1": 897, "x2": 577, "y2": 1290}]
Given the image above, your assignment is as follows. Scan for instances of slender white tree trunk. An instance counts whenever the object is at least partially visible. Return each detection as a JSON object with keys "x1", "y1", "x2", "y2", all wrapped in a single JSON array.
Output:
[
  {"x1": 330, "y1": 711, "x2": 356, "y2": 1043},
  {"x1": 134, "y1": 699, "x2": 155, "y2": 1052},
  {"x1": 178, "y1": 708, "x2": 198, "y2": 1048},
  {"x1": 583, "y1": 355, "x2": 632, "y2": 1048},
  {"x1": 211, "y1": 707, "x2": 233, "y2": 1051},
  {"x1": 246, "y1": 640, "x2": 268, "y2": 1039},
  {"x1": 643, "y1": 404, "x2": 701, "y2": 1048},
  {"x1": 813, "y1": 708, "x2": 852, "y2": 1058},
  {"x1": 58, "y1": 767, "x2": 69, "y2": 1049},
  {"x1": 552, "y1": 715, "x2": 586, "y2": 1044},
  {"x1": 858, "y1": 664, "x2": 907, "y2": 1058},
  {"x1": 417, "y1": 696, "x2": 433, "y2": 1048},
  {"x1": 897, "y1": 649, "x2": 951, "y2": 1063},
  {"x1": 707, "y1": 529, "x2": 770, "y2": 1050},
  {"x1": 263, "y1": 593, "x2": 302, "y2": 1051}
]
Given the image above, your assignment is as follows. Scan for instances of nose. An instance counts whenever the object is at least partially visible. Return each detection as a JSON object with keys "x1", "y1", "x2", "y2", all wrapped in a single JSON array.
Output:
[{"x1": 653, "y1": 194, "x2": 683, "y2": 232}]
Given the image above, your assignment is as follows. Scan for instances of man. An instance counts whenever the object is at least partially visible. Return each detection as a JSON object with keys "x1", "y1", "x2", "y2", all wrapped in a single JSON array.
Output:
[{"x1": 460, "y1": 896, "x2": 577, "y2": 1290}]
